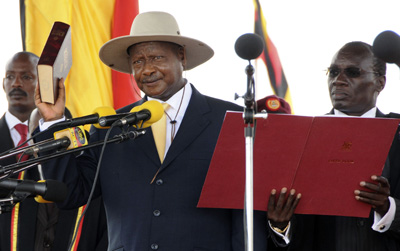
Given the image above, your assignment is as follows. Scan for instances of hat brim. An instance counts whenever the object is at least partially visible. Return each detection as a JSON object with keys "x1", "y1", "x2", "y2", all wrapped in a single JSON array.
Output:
[{"x1": 99, "y1": 35, "x2": 214, "y2": 73}]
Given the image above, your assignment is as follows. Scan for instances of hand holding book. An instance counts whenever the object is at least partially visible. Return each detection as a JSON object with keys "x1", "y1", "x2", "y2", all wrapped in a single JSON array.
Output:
[
  {"x1": 197, "y1": 112, "x2": 400, "y2": 218},
  {"x1": 37, "y1": 21, "x2": 72, "y2": 104},
  {"x1": 35, "y1": 77, "x2": 66, "y2": 122}
]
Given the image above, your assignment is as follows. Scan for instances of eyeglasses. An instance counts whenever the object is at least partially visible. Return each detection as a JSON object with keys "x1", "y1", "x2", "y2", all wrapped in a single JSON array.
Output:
[{"x1": 326, "y1": 66, "x2": 379, "y2": 78}]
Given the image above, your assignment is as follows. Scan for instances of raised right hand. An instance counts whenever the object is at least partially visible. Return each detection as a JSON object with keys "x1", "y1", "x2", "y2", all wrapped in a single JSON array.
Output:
[{"x1": 35, "y1": 78, "x2": 66, "y2": 122}]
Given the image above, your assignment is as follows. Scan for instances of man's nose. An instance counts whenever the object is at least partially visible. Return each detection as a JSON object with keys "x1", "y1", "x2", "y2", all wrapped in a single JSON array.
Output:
[
  {"x1": 331, "y1": 73, "x2": 349, "y2": 86},
  {"x1": 11, "y1": 75, "x2": 23, "y2": 88},
  {"x1": 332, "y1": 80, "x2": 349, "y2": 87},
  {"x1": 142, "y1": 61, "x2": 156, "y2": 75}
]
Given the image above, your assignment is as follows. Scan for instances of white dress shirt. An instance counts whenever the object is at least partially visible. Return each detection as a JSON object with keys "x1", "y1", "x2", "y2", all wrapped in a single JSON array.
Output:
[
  {"x1": 148, "y1": 82, "x2": 192, "y2": 158},
  {"x1": 5, "y1": 111, "x2": 28, "y2": 147}
]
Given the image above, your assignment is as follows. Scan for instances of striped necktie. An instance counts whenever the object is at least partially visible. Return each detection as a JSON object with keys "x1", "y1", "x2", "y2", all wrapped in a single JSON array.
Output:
[{"x1": 14, "y1": 123, "x2": 28, "y2": 162}]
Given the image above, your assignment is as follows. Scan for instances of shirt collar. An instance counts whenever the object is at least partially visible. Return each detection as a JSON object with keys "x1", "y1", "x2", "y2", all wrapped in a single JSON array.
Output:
[
  {"x1": 333, "y1": 107, "x2": 377, "y2": 118},
  {"x1": 147, "y1": 82, "x2": 192, "y2": 115},
  {"x1": 5, "y1": 111, "x2": 28, "y2": 130}
]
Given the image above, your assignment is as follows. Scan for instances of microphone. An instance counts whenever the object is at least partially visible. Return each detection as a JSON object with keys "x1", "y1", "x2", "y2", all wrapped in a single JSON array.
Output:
[
  {"x1": 96, "y1": 112, "x2": 131, "y2": 128},
  {"x1": 50, "y1": 106, "x2": 116, "y2": 129},
  {"x1": 24, "y1": 126, "x2": 88, "y2": 155},
  {"x1": 0, "y1": 179, "x2": 68, "y2": 202},
  {"x1": 24, "y1": 137, "x2": 70, "y2": 155},
  {"x1": 234, "y1": 33, "x2": 264, "y2": 60},
  {"x1": 53, "y1": 126, "x2": 88, "y2": 148},
  {"x1": 372, "y1": 30, "x2": 400, "y2": 67},
  {"x1": 98, "y1": 100, "x2": 164, "y2": 128},
  {"x1": 127, "y1": 100, "x2": 164, "y2": 128}
]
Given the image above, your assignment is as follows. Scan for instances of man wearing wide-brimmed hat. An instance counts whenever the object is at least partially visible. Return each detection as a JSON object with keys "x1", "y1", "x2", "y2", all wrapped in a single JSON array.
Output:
[{"x1": 35, "y1": 11, "x2": 296, "y2": 250}]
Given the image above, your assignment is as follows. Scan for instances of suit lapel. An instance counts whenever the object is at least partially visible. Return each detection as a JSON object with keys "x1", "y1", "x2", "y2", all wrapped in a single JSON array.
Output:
[
  {"x1": 133, "y1": 127, "x2": 160, "y2": 166},
  {"x1": 162, "y1": 88, "x2": 210, "y2": 168},
  {"x1": 0, "y1": 115, "x2": 14, "y2": 150},
  {"x1": 119, "y1": 99, "x2": 161, "y2": 167},
  {"x1": 375, "y1": 108, "x2": 385, "y2": 118}
]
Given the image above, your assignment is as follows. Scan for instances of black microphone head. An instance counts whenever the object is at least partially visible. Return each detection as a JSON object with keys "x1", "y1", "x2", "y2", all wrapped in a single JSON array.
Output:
[
  {"x1": 372, "y1": 30, "x2": 400, "y2": 65},
  {"x1": 42, "y1": 180, "x2": 68, "y2": 202},
  {"x1": 235, "y1": 33, "x2": 264, "y2": 60}
]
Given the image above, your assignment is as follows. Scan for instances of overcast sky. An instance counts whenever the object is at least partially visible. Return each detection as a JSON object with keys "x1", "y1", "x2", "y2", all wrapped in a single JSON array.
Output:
[{"x1": 1, "y1": 0, "x2": 400, "y2": 117}]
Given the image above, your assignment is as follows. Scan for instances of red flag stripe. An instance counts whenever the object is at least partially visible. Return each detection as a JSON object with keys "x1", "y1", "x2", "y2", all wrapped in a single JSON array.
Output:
[{"x1": 111, "y1": 0, "x2": 141, "y2": 109}]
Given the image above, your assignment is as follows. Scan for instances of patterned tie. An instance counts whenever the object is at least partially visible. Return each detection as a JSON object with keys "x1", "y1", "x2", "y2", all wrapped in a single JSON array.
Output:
[
  {"x1": 151, "y1": 103, "x2": 169, "y2": 163},
  {"x1": 14, "y1": 123, "x2": 28, "y2": 161}
]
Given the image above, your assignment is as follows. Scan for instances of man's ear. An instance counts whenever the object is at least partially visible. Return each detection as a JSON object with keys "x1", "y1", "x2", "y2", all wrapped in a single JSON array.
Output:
[
  {"x1": 179, "y1": 47, "x2": 187, "y2": 70},
  {"x1": 376, "y1": 75, "x2": 386, "y2": 93},
  {"x1": 2, "y1": 78, "x2": 5, "y2": 92}
]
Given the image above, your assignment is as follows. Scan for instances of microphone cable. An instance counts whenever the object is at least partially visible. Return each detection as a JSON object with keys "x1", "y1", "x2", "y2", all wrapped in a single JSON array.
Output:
[{"x1": 67, "y1": 120, "x2": 134, "y2": 251}]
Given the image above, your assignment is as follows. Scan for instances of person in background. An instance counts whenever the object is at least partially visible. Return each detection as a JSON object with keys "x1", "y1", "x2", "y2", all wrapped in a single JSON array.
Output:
[
  {"x1": 289, "y1": 41, "x2": 400, "y2": 251},
  {"x1": 0, "y1": 51, "x2": 108, "y2": 251},
  {"x1": 0, "y1": 51, "x2": 37, "y2": 167},
  {"x1": 0, "y1": 51, "x2": 38, "y2": 213}
]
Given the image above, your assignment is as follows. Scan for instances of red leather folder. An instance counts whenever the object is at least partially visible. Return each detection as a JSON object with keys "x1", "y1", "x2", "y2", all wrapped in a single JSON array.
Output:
[{"x1": 197, "y1": 111, "x2": 400, "y2": 218}]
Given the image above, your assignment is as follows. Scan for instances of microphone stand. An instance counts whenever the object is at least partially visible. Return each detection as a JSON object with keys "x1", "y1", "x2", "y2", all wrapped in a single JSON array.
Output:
[
  {"x1": 240, "y1": 61, "x2": 270, "y2": 251},
  {"x1": 234, "y1": 33, "x2": 268, "y2": 250},
  {"x1": 0, "y1": 130, "x2": 146, "y2": 180},
  {"x1": 0, "y1": 180, "x2": 42, "y2": 215},
  {"x1": 243, "y1": 61, "x2": 256, "y2": 251},
  {"x1": 0, "y1": 191, "x2": 30, "y2": 214}
]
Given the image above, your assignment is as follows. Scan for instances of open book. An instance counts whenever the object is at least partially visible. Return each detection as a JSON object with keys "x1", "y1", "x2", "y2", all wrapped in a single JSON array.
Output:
[{"x1": 197, "y1": 112, "x2": 400, "y2": 218}]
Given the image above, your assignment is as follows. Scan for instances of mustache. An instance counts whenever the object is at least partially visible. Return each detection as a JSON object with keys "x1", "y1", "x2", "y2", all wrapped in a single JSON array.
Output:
[
  {"x1": 9, "y1": 88, "x2": 27, "y2": 97},
  {"x1": 142, "y1": 77, "x2": 160, "y2": 83}
]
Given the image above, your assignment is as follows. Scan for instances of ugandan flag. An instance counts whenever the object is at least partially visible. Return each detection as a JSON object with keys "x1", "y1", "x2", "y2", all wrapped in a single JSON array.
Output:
[
  {"x1": 20, "y1": 0, "x2": 141, "y2": 119},
  {"x1": 253, "y1": 0, "x2": 293, "y2": 112}
]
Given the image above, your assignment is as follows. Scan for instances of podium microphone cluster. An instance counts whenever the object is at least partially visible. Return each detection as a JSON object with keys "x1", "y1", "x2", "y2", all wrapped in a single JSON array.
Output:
[
  {"x1": 49, "y1": 106, "x2": 116, "y2": 130},
  {"x1": 47, "y1": 100, "x2": 164, "y2": 130},
  {"x1": 98, "y1": 100, "x2": 164, "y2": 128},
  {"x1": 20, "y1": 101, "x2": 163, "y2": 160}
]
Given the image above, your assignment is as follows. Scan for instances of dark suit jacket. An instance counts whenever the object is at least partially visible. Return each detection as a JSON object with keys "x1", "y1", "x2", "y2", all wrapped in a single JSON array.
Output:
[
  {"x1": 38, "y1": 85, "x2": 274, "y2": 251},
  {"x1": 0, "y1": 114, "x2": 108, "y2": 251},
  {"x1": 288, "y1": 108, "x2": 400, "y2": 251},
  {"x1": 0, "y1": 114, "x2": 16, "y2": 167}
]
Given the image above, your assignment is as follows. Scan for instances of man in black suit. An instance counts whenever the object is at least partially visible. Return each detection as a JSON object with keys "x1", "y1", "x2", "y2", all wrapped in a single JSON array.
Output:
[
  {"x1": 35, "y1": 11, "x2": 300, "y2": 250},
  {"x1": 0, "y1": 52, "x2": 108, "y2": 251},
  {"x1": 0, "y1": 51, "x2": 38, "y2": 196},
  {"x1": 290, "y1": 41, "x2": 400, "y2": 250}
]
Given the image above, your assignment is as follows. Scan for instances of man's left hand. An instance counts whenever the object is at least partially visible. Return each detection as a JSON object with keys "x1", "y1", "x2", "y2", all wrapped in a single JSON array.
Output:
[{"x1": 355, "y1": 175, "x2": 390, "y2": 216}]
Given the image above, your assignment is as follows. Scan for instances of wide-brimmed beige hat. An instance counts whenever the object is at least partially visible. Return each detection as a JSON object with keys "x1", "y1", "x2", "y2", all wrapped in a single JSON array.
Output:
[{"x1": 99, "y1": 11, "x2": 214, "y2": 73}]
